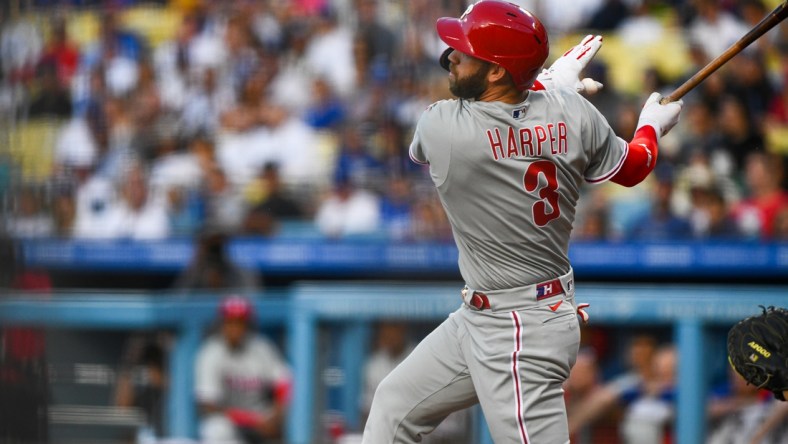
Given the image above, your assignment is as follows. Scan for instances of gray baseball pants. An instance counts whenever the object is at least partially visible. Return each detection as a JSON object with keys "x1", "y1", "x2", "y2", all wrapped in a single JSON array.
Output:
[{"x1": 362, "y1": 271, "x2": 580, "y2": 444}]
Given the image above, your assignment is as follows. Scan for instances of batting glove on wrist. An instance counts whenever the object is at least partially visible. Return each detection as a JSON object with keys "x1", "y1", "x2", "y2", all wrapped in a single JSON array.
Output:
[
  {"x1": 536, "y1": 34, "x2": 604, "y2": 95},
  {"x1": 636, "y1": 92, "x2": 684, "y2": 138}
]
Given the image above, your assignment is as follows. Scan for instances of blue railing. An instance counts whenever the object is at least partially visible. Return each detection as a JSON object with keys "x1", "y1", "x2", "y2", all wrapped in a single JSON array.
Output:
[
  {"x1": 1, "y1": 284, "x2": 786, "y2": 444},
  {"x1": 21, "y1": 239, "x2": 788, "y2": 278}
]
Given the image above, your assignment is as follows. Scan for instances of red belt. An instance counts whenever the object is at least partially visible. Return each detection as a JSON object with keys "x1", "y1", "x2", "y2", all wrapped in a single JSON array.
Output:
[{"x1": 468, "y1": 278, "x2": 565, "y2": 310}]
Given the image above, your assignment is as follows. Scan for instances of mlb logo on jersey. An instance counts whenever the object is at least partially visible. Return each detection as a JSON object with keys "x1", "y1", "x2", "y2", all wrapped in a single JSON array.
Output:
[{"x1": 512, "y1": 105, "x2": 528, "y2": 119}]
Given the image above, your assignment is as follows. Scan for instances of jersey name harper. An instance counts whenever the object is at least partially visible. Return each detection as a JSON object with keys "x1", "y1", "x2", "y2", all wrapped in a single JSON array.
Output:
[{"x1": 486, "y1": 121, "x2": 568, "y2": 161}]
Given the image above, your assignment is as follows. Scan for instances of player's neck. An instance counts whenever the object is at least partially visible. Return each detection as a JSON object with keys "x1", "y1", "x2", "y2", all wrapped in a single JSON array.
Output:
[{"x1": 478, "y1": 85, "x2": 528, "y2": 104}]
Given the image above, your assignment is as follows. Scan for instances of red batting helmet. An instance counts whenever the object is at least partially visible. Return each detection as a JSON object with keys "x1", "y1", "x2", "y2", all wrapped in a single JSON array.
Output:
[
  {"x1": 220, "y1": 295, "x2": 254, "y2": 322},
  {"x1": 436, "y1": 0, "x2": 549, "y2": 91}
]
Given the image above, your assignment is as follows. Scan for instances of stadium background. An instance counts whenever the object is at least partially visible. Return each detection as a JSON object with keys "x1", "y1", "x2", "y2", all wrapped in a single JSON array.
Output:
[{"x1": 1, "y1": 0, "x2": 787, "y2": 443}]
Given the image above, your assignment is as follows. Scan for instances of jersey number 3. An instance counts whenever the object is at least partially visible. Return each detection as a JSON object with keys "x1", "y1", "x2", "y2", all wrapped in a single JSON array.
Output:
[{"x1": 524, "y1": 160, "x2": 561, "y2": 227}]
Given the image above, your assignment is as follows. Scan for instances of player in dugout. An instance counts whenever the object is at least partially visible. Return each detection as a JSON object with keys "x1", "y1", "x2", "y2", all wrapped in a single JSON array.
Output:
[
  {"x1": 362, "y1": 1, "x2": 683, "y2": 443},
  {"x1": 195, "y1": 295, "x2": 291, "y2": 444}
]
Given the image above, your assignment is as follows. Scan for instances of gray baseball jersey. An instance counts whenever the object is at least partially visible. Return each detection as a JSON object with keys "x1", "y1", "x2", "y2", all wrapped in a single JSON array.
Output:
[
  {"x1": 195, "y1": 334, "x2": 290, "y2": 413},
  {"x1": 362, "y1": 88, "x2": 626, "y2": 444},
  {"x1": 410, "y1": 87, "x2": 627, "y2": 290}
]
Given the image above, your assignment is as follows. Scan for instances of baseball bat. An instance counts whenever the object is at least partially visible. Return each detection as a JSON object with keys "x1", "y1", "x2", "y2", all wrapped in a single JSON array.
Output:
[{"x1": 660, "y1": 1, "x2": 788, "y2": 104}]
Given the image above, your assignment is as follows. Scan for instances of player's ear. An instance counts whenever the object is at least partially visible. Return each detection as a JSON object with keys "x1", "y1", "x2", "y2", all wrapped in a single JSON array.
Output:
[{"x1": 487, "y1": 63, "x2": 509, "y2": 85}]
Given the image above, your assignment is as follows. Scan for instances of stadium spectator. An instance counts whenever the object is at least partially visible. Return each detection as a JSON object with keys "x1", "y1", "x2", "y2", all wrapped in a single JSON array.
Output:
[
  {"x1": 37, "y1": 17, "x2": 79, "y2": 90},
  {"x1": 202, "y1": 165, "x2": 245, "y2": 233},
  {"x1": 774, "y1": 206, "x2": 788, "y2": 240},
  {"x1": 691, "y1": 186, "x2": 742, "y2": 239},
  {"x1": 98, "y1": 163, "x2": 170, "y2": 240},
  {"x1": 149, "y1": 127, "x2": 203, "y2": 196},
  {"x1": 314, "y1": 175, "x2": 381, "y2": 238},
  {"x1": 333, "y1": 124, "x2": 384, "y2": 191},
  {"x1": 257, "y1": 103, "x2": 324, "y2": 187},
  {"x1": 732, "y1": 151, "x2": 788, "y2": 239},
  {"x1": 54, "y1": 103, "x2": 103, "y2": 174},
  {"x1": 115, "y1": 336, "x2": 168, "y2": 441},
  {"x1": 747, "y1": 401, "x2": 788, "y2": 444},
  {"x1": 355, "y1": 0, "x2": 397, "y2": 67},
  {"x1": 82, "y1": 9, "x2": 146, "y2": 69},
  {"x1": 0, "y1": 1, "x2": 43, "y2": 84},
  {"x1": 174, "y1": 227, "x2": 259, "y2": 292},
  {"x1": 706, "y1": 366, "x2": 777, "y2": 444},
  {"x1": 568, "y1": 334, "x2": 660, "y2": 438},
  {"x1": 718, "y1": 95, "x2": 765, "y2": 172},
  {"x1": 617, "y1": 3, "x2": 665, "y2": 46},
  {"x1": 242, "y1": 162, "x2": 306, "y2": 237},
  {"x1": 4, "y1": 185, "x2": 54, "y2": 238},
  {"x1": 586, "y1": 63, "x2": 623, "y2": 124},
  {"x1": 303, "y1": 7, "x2": 356, "y2": 99},
  {"x1": 195, "y1": 295, "x2": 291, "y2": 444},
  {"x1": 151, "y1": 12, "x2": 200, "y2": 112},
  {"x1": 51, "y1": 186, "x2": 77, "y2": 237},
  {"x1": 574, "y1": 188, "x2": 613, "y2": 241},
  {"x1": 584, "y1": 0, "x2": 630, "y2": 32},
  {"x1": 71, "y1": 167, "x2": 118, "y2": 240},
  {"x1": 303, "y1": 76, "x2": 347, "y2": 130},
  {"x1": 675, "y1": 99, "x2": 724, "y2": 165},
  {"x1": 620, "y1": 345, "x2": 676, "y2": 444},
  {"x1": 166, "y1": 185, "x2": 204, "y2": 237},
  {"x1": 268, "y1": 22, "x2": 314, "y2": 114},
  {"x1": 726, "y1": 50, "x2": 774, "y2": 122},
  {"x1": 688, "y1": 0, "x2": 749, "y2": 62},
  {"x1": 178, "y1": 67, "x2": 231, "y2": 138},
  {"x1": 379, "y1": 176, "x2": 413, "y2": 240},
  {"x1": 627, "y1": 165, "x2": 692, "y2": 240},
  {"x1": 27, "y1": 59, "x2": 72, "y2": 119},
  {"x1": 565, "y1": 347, "x2": 606, "y2": 444},
  {"x1": 94, "y1": 96, "x2": 138, "y2": 179}
]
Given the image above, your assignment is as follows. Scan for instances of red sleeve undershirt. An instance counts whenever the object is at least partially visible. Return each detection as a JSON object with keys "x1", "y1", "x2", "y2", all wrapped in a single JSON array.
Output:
[{"x1": 611, "y1": 125, "x2": 658, "y2": 187}]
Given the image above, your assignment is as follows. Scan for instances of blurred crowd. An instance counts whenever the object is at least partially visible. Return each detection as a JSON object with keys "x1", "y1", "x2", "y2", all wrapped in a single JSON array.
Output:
[
  {"x1": 564, "y1": 329, "x2": 788, "y2": 444},
  {"x1": 1, "y1": 0, "x2": 788, "y2": 243}
]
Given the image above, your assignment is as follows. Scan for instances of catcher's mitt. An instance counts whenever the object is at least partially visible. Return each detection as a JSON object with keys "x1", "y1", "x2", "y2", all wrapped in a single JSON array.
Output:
[{"x1": 727, "y1": 306, "x2": 788, "y2": 401}]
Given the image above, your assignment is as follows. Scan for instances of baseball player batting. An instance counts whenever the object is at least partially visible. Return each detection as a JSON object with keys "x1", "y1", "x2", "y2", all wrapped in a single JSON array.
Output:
[{"x1": 362, "y1": 1, "x2": 683, "y2": 443}]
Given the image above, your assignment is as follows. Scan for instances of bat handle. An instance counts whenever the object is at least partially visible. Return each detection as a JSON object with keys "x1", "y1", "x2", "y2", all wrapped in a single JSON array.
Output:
[{"x1": 659, "y1": 96, "x2": 675, "y2": 105}]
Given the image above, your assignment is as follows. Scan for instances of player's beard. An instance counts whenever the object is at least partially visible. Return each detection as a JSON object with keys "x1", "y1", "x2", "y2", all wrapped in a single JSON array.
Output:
[{"x1": 449, "y1": 65, "x2": 489, "y2": 100}]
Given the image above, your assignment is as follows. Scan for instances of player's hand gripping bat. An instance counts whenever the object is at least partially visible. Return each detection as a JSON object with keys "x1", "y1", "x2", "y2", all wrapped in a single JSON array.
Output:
[{"x1": 660, "y1": 2, "x2": 788, "y2": 104}]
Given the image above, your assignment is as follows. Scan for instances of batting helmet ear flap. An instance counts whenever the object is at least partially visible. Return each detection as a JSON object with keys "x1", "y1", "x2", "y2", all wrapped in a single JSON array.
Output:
[{"x1": 439, "y1": 48, "x2": 453, "y2": 71}]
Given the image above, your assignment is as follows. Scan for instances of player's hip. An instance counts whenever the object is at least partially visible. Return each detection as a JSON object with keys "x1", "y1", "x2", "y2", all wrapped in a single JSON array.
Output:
[{"x1": 461, "y1": 267, "x2": 575, "y2": 313}]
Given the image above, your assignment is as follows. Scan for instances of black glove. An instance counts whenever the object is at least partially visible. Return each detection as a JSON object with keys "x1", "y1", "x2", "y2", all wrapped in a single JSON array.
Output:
[{"x1": 727, "y1": 306, "x2": 788, "y2": 401}]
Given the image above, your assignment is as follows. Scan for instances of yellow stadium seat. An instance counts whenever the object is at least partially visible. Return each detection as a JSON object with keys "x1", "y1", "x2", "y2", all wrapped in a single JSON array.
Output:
[
  {"x1": 66, "y1": 11, "x2": 100, "y2": 49},
  {"x1": 121, "y1": 6, "x2": 182, "y2": 49},
  {"x1": 5, "y1": 119, "x2": 61, "y2": 182}
]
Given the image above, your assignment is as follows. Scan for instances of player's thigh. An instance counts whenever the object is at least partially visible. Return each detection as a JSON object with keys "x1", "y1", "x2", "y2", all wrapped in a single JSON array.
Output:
[
  {"x1": 368, "y1": 307, "x2": 477, "y2": 423},
  {"x1": 465, "y1": 303, "x2": 580, "y2": 443}
]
